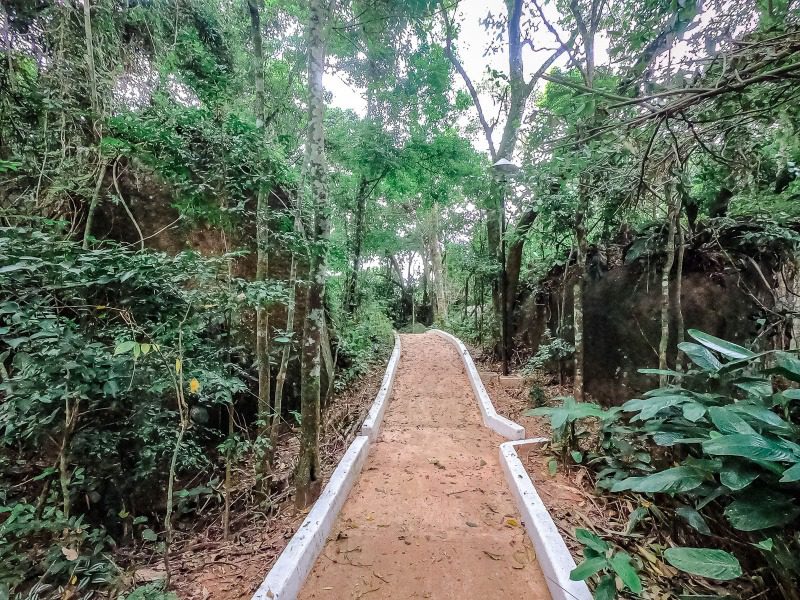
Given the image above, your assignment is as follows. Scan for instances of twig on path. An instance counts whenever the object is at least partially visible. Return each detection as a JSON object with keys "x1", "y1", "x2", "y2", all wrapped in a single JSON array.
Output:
[
  {"x1": 372, "y1": 571, "x2": 390, "y2": 584},
  {"x1": 446, "y1": 488, "x2": 478, "y2": 496},
  {"x1": 355, "y1": 586, "x2": 381, "y2": 599}
]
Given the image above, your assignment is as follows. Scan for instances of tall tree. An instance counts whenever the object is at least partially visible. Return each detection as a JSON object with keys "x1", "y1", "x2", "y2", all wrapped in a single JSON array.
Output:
[
  {"x1": 565, "y1": 0, "x2": 605, "y2": 400},
  {"x1": 248, "y1": 0, "x2": 273, "y2": 488},
  {"x1": 295, "y1": 0, "x2": 330, "y2": 508},
  {"x1": 442, "y1": 0, "x2": 574, "y2": 359}
]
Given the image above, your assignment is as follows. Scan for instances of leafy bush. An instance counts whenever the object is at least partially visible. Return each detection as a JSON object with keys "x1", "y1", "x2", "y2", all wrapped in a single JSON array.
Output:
[
  {"x1": 531, "y1": 329, "x2": 800, "y2": 596},
  {"x1": 570, "y1": 529, "x2": 642, "y2": 599},
  {"x1": 0, "y1": 226, "x2": 255, "y2": 595},
  {"x1": 334, "y1": 299, "x2": 394, "y2": 387},
  {"x1": 522, "y1": 328, "x2": 574, "y2": 374}
]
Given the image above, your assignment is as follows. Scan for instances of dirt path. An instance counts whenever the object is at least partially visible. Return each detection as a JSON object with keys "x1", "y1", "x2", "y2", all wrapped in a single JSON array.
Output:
[{"x1": 300, "y1": 333, "x2": 551, "y2": 599}]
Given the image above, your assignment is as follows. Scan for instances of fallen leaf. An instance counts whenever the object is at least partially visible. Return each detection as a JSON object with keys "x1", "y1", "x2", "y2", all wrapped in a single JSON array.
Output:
[
  {"x1": 505, "y1": 518, "x2": 520, "y2": 528},
  {"x1": 466, "y1": 521, "x2": 479, "y2": 528},
  {"x1": 133, "y1": 567, "x2": 165, "y2": 583},
  {"x1": 61, "y1": 547, "x2": 79, "y2": 561},
  {"x1": 483, "y1": 550, "x2": 502, "y2": 560}
]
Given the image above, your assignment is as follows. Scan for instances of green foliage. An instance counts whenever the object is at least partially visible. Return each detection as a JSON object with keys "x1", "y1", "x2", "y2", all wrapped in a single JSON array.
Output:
[
  {"x1": 120, "y1": 582, "x2": 178, "y2": 600},
  {"x1": 523, "y1": 329, "x2": 574, "y2": 373},
  {"x1": 662, "y1": 547, "x2": 742, "y2": 581},
  {"x1": 0, "y1": 226, "x2": 255, "y2": 594},
  {"x1": 570, "y1": 529, "x2": 642, "y2": 599},
  {"x1": 334, "y1": 299, "x2": 395, "y2": 389},
  {"x1": 528, "y1": 398, "x2": 619, "y2": 458},
  {"x1": 536, "y1": 329, "x2": 800, "y2": 592}
]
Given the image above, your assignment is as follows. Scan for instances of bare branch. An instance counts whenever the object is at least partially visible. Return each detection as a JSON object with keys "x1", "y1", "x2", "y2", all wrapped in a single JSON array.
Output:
[{"x1": 441, "y1": 4, "x2": 497, "y2": 159}]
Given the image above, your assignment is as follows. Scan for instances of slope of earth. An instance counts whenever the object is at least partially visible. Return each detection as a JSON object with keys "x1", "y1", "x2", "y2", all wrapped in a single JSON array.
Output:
[{"x1": 299, "y1": 332, "x2": 550, "y2": 599}]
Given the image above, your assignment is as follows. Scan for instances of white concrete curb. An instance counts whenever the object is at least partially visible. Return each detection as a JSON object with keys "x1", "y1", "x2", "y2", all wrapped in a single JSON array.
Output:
[
  {"x1": 252, "y1": 333, "x2": 401, "y2": 600},
  {"x1": 360, "y1": 332, "x2": 401, "y2": 441},
  {"x1": 431, "y1": 329, "x2": 526, "y2": 440},
  {"x1": 252, "y1": 435, "x2": 370, "y2": 600},
  {"x1": 500, "y1": 439, "x2": 592, "y2": 600}
]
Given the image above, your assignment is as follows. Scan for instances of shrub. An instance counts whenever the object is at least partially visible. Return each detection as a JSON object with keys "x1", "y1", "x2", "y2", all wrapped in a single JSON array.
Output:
[{"x1": 530, "y1": 329, "x2": 800, "y2": 596}]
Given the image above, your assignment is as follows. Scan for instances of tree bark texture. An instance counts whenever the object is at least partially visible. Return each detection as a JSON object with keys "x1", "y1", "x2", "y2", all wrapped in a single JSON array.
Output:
[
  {"x1": 249, "y1": 0, "x2": 273, "y2": 486},
  {"x1": 295, "y1": 0, "x2": 329, "y2": 508},
  {"x1": 659, "y1": 181, "x2": 680, "y2": 386}
]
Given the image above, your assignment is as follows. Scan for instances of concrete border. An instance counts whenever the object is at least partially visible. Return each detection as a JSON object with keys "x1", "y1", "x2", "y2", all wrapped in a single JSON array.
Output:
[
  {"x1": 431, "y1": 329, "x2": 525, "y2": 440},
  {"x1": 500, "y1": 439, "x2": 592, "y2": 600},
  {"x1": 251, "y1": 435, "x2": 370, "y2": 600},
  {"x1": 252, "y1": 334, "x2": 400, "y2": 600},
  {"x1": 360, "y1": 332, "x2": 401, "y2": 441}
]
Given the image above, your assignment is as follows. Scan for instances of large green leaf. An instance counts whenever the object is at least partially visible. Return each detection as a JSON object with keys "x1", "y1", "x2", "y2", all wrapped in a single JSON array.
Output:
[
  {"x1": 682, "y1": 402, "x2": 707, "y2": 422},
  {"x1": 611, "y1": 466, "x2": 705, "y2": 494},
  {"x1": 688, "y1": 329, "x2": 755, "y2": 360},
  {"x1": 725, "y1": 492, "x2": 800, "y2": 531},
  {"x1": 609, "y1": 552, "x2": 642, "y2": 593},
  {"x1": 623, "y1": 395, "x2": 692, "y2": 420},
  {"x1": 769, "y1": 352, "x2": 800, "y2": 383},
  {"x1": 569, "y1": 556, "x2": 607, "y2": 581},
  {"x1": 679, "y1": 342, "x2": 723, "y2": 372},
  {"x1": 702, "y1": 433, "x2": 798, "y2": 463},
  {"x1": 676, "y1": 506, "x2": 711, "y2": 535},
  {"x1": 730, "y1": 404, "x2": 791, "y2": 432},
  {"x1": 734, "y1": 378, "x2": 774, "y2": 399},
  {"x1": 593, "y1": 574, "x2": 616, "y2": 600},
  {"x1": 719, "y1": 460, "x2": 760, "y2": 490},
  {"x1": 638, "y1": 368, "x2": 684, "y2": 378},
  {"x1": 708, "y1": 406, "x2": 756, "y2": 435},
  {"x1": 780, "y1": 463, "x2": 800, "y2": 483},
  {"x1": 663, "y1": 547, "x2": 742, "y2": 580},
  {"x1": 575, "y1": 528, "x2": 609, "y2": 553}
]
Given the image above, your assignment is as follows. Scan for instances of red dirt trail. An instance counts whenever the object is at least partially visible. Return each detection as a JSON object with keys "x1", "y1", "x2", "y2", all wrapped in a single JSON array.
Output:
[{"x1": 299, "y1": 333, "x2": 551, "y2": 599}]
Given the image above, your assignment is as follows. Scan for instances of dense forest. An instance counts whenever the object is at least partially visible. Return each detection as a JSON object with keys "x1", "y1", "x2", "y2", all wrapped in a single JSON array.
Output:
[{"x1": 1, "y1": 0, "x2": 799, "y2": 598}]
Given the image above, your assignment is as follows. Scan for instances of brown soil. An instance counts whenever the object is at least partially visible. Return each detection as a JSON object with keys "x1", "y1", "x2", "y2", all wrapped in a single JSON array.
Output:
[{"x1": 300, "y1": 333, "x2": 551, "y2": 600}]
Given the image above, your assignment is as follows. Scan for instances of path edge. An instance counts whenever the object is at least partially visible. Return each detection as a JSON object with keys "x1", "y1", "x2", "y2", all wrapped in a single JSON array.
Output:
[
  {"x1": 360, "y1": 332, "x2": 402, "y2": 441},
  {"x1": 251, "y1": 332, "x2": 400, "y2": 600},
  {"x1": 431, "y1": 328, "x2": 525, "y2": 440},
  {"x1": 500, "y1": 439, "x2": 593, "y2": 600}
]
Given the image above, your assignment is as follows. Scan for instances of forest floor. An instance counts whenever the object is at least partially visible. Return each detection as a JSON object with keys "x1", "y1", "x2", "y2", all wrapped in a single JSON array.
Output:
[
  {"x1": 300, "y1": 333, "x2": 549, "y2": 599},
  {"x1": 157, "y1": 362, "x2": 390, "y2": 600}
]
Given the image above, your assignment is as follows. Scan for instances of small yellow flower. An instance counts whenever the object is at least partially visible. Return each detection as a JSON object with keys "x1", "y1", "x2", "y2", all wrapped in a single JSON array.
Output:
[{"x1": 189, "y1": 378, "x2": 201, "y2": 394}]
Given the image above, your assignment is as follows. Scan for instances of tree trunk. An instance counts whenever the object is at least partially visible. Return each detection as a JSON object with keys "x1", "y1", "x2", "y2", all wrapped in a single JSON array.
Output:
[
  {"x1": 82, "y1": 0, "x2": 99, "y2": 116},
  {"x1": 249, "y1": 0, "x2": 272, "y2": 487},
  {"x1": 659, "y1": 181, "x2": 680, "y2": 386},
  {"x1": 344, "y1": 176, "x2": 368, "y2": 315},
  {"x1": 791, "y1": 255, "x2": 800, "y2": 351},
  {"x1": 295, "y1": 0, "x2": 329, "y2": 508},
  {"x1": 82, "y1": 161, "x2": 107, "y2": 249},
  {"x1": 505, "y1": 208, "x2": 538, "y2": 317},
  {"x1": 58, "y1": 399, "x2": 80, "y2": 518},
  {"x1": 674, "y1": 216, "x2": 686, "y2": 368},
  {"x1": 80, "y1": 0, "x2": 103, "y2": 250},
  {"x1": 270, "y1": 250, "x2": 296, "y2": 468},
  {"x1": 569, "y1": 0, "x2": 604, "y2": 400},
  {"x1": 430, "y1": 204, "x2": 447, "y2": 321}
]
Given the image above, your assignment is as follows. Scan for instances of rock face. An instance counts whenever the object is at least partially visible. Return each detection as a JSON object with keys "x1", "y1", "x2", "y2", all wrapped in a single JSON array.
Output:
[
  {"x1": 94, "y1": 170, "x2": 333, "y2": 410},
  {"x1": 513, "y1": 221, "x2": 797, "y2": 405}
]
